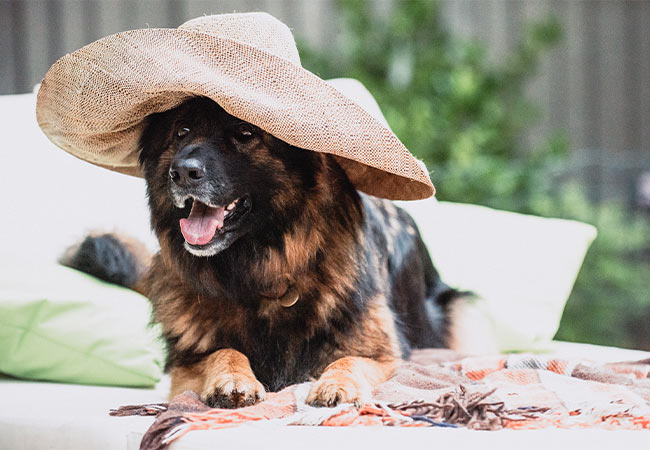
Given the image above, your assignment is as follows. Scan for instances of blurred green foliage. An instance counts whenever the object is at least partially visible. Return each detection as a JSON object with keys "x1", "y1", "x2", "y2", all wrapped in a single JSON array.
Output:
[
  {"x1": 300, "y1": 0, "x2": 650, "y2": 350},
  {"x1": 540, "y1": 186, "x2": 650, "y2": 350},
  {"x1": 301, "y1": 0, "x2": 566, "y2": 212}
]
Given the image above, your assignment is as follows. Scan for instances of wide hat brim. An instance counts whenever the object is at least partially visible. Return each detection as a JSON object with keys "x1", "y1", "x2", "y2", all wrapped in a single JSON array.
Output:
[{"x1": 36, "y1": 17, "x2": 434, "y2": 200}]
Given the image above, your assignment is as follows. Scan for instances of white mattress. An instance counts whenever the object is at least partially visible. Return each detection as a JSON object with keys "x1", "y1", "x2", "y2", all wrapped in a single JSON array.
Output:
[
  {"x1": 1, "y1": 342, "x2": 648, "y2": 450},
  {"x1": 0, "y1": 376, "x2": 169, "y2": 450}
]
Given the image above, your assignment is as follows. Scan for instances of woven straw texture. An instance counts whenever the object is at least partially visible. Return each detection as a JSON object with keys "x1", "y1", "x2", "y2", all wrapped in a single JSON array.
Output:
[{"x1": 36, "y1": 12, "x2": 434, "y2": 200}]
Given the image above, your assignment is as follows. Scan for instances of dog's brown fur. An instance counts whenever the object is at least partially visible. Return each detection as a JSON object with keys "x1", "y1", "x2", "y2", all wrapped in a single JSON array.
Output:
[{"x1": 65, "y1": 96, "x2": 464, "y2": 408}]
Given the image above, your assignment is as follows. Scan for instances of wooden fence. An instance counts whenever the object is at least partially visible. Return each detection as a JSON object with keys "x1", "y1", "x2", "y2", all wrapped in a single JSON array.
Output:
[{"x1": 2, "y1": 0, "x2": 648, "y2": 207}]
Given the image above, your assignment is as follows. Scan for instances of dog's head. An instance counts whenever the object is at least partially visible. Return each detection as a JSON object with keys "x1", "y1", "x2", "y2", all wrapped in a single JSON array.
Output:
[{"x1": 139, "y1": 97, "x2": 327, "y2": 257}]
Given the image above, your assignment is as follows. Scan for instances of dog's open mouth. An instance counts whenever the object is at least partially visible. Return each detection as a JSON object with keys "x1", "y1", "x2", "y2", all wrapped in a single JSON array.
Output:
[{"x1": 179, "y1": 196, "x2": 251, "y2": 247}]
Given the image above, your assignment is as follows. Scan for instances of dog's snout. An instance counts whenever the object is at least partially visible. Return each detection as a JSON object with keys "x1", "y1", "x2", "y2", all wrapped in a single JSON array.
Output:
[{"x1": 170, "y1": 146, "x2": 207, "y2": 187}]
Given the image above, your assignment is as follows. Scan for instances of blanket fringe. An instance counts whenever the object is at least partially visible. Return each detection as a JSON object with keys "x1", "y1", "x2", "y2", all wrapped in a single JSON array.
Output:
[
  {"x1": 390, "y1": 385, "x2": 548, "y2": 430},
  {"x1": 109, "y1": 403, "x2": 168, "y2": 417}
]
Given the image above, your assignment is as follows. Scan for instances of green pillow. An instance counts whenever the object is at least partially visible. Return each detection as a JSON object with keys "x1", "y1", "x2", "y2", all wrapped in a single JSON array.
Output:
[{"x1": 0, "y1": 260, "x2": 164, "y2": 387}]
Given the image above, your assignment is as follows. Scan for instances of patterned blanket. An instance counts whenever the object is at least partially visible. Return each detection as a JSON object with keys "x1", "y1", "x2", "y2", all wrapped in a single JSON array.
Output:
[{"x1": 111, "y1": 349, "x2": 650, "y2": 450}]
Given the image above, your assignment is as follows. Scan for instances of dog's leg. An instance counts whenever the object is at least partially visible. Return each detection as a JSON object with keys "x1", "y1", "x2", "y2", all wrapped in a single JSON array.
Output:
[
  {"x1": 306, "y1": 356, "x2": 397, "y2": 407},
  {"x1": 447, "y1": 294, "x2": 499, "y2": 355},
  {"x1": 170, "y1": 349, "x2": 266, "y2": 408}
]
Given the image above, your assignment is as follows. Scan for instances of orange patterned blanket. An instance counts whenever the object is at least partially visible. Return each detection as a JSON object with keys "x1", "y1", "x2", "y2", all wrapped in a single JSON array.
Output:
[{"x1": 111, "y1": 349, "x2": 650, "y2": 450}]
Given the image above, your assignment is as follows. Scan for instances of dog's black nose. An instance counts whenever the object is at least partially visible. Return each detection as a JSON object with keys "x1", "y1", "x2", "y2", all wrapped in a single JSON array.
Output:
[{"x1": 170, "y1": 147, "x2": 206, "y2": 186}]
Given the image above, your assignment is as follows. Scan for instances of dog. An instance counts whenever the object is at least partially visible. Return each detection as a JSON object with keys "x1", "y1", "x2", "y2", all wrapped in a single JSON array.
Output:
[{"x1": 62, "y1": 96, "x2": 473, "y2": 408}]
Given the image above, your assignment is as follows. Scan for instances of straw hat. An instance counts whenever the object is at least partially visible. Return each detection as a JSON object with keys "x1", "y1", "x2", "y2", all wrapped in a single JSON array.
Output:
[{"x1": 36, "y1": 12, "x2": 434, "y2": 200}]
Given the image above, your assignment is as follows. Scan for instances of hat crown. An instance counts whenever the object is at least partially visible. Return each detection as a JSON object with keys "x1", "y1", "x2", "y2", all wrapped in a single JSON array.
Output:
[{"x1": 179, "y1": 12, "x2": 301, "y2": 65}]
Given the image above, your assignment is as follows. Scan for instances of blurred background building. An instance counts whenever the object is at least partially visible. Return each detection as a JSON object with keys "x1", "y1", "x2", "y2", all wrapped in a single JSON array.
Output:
[
  {"x1": 2, "y1": 0, "x2": 649, "y2": 349},
  {"x1": 2, "y1": 0, "x2": 649, "y2": 208}
]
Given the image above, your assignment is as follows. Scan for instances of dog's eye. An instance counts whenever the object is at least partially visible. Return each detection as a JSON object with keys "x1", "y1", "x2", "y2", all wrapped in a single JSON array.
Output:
[
  {"x1": 235, "y1": 123, "x2": 255, "y2": 140},
  {"x1": 177, "y1": 126, "x2": 190, "y2": 138}
]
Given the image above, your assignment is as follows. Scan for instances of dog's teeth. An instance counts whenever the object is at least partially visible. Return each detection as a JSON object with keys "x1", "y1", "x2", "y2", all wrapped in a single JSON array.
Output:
[{"x1": 226, "y1": 200, "x2": 238, "y2": 211}]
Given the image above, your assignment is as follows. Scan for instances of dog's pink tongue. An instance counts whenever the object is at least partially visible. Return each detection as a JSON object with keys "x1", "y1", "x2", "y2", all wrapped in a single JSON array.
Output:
[{"x1": 179, "y1": 201, "x2": 224, "y2": 246}]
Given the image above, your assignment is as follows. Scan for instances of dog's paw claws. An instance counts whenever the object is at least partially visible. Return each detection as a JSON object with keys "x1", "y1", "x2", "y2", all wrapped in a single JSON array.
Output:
[
  {"x1": 202, "y1": 373, "x2": 266, "y2": 409},
  {"x1": 305, "y1": 376, "x2": 369, "y2": 408}
]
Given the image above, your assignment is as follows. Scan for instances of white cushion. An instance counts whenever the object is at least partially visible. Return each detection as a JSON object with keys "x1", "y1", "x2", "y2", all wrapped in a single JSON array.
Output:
[
  {"x1": 399, "y1": 199, "x2": 597, "y2": 351},
  {"x1": 0, "y1": 90, "x2": 157, "y2": 264}
]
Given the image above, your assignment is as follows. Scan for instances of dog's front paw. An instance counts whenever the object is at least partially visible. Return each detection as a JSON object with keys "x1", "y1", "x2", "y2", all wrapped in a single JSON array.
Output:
[
  {"x1": 306, "y1": 374, "x2": 371, "y2": 407},
  {"x1": 202, "y1": 372, "x2": 266, "y2": 408}
]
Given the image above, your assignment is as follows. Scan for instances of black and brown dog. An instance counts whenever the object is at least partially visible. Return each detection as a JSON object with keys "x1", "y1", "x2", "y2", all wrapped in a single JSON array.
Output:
[{"x1": 63, "y1": 96, "x2": 470, "y2": 408}]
